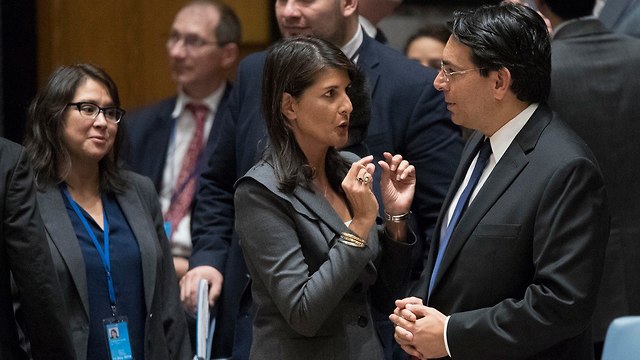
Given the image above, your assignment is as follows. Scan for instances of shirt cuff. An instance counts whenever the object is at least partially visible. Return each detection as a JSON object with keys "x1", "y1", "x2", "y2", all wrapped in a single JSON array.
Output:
[{"x1": 444, "y1": 315, "x2": 452, "y2": 357}]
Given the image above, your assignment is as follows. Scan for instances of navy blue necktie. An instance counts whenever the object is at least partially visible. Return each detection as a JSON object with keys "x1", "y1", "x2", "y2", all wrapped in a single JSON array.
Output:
[{"x1": 429, "y1": 139, "x2": 492, "y2": 297}]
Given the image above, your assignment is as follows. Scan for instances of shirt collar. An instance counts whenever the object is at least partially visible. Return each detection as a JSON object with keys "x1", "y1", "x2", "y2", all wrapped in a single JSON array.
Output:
[
  {"x1": 358, "y1": 15, "x2": 377, "y2": 38},
  {"x1": 172, "y1": 84, "x2": 225, "y2": 119},
  {"x1": 488, "y1": 103, "x2": 538, "y2": 163},
  {"x1": 341, "y1": 25, "x2": 364, "y2": 63}
]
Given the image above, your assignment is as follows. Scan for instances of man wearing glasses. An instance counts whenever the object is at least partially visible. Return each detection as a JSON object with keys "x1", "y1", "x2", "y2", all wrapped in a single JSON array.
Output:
[
  {"x1": 390, "y1": 3, "x2": 609, "y2": 359},
  {"x1": 122, "y1": 0, "x2": 241, "y2": 280}
]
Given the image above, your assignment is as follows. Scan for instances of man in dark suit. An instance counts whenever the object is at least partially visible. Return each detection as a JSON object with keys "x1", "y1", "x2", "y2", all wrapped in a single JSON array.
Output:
[
  {"x1": 390, "y1": 4, "x2": 609, "y2": 359},
  {"x1": 0, "y1": 138, "x2": 75, "y2": 360},
  {"x1": 536, "y1": 0, "x2": 640, "y2": 356},
  {"x1": 179, "y1": 0, "x2": 463, "y2": 358},
  {"x1": 122, "y1": 0, "x2": 240, "y2": 279}
]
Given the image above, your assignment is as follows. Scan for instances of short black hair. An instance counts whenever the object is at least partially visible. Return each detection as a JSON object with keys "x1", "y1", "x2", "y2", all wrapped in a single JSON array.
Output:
[{"x1": 451, "y1": 3, "x2": 551, "y2": 103}]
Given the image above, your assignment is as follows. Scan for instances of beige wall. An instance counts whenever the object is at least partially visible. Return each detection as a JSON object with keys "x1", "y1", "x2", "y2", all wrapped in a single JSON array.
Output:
[{"x1": 37, "y1": 0, "x2": 271, "y2": 110}]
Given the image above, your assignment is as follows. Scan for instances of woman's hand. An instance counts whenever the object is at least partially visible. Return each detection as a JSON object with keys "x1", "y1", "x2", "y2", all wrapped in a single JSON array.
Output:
[
  {"x1": 378, "y1": 152, "x2": 416, "y2": 215},
  {"x1": 342, "y1": 155, "x2": 378, "y2": 239}
]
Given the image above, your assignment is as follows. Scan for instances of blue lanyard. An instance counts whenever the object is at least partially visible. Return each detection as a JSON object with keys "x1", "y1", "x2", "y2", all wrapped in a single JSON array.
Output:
[{"x1": 61, "y1": 184, "x2": 117, "y2": 315}]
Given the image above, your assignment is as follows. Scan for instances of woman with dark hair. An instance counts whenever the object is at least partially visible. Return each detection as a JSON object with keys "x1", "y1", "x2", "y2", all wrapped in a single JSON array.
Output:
[
  {"x1": 234, "y1": 36, "x2": 417, "y2": 360},
  {"x1": 24, "y1": 64, "x2": 190, "y2": 360}
]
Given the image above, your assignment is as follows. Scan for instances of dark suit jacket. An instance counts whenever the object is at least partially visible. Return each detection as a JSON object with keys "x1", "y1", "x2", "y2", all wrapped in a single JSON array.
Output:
[
  {"x1": 37, "y1": 171, "x2": 191, "y2": 360},
  {"x1": 0, "y1": 139, "x2": 76, "y2": 360},
  {"x1": 121, "y1": 83, "x2": 232, "y2": 192},
  {"x1": 599, "y1": 0, "x2": 640, "y2": 38},
  {"x1": 234, "y1": 154, "x2": 414, "y2": 360},
  {"x1": 548, "y1": 19, "x2": 640, "y2": 341},
  {"x1": 190, "y1": 33, "x2": 462, "y2": 359},
  {"x1": 413, "y1": 105, "x2": 609, "y2": 359}
]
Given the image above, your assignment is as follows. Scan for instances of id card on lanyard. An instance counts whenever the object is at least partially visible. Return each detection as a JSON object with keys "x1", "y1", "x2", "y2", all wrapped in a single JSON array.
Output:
[{"x1": 62, "y1": 185, "x2": 134, "y2": 360}]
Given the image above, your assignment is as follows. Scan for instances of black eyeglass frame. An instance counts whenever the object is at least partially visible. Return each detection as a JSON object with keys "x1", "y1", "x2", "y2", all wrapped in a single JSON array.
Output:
[{"x1": 67, "y1": 102, "x2": 126, "y2": 123}]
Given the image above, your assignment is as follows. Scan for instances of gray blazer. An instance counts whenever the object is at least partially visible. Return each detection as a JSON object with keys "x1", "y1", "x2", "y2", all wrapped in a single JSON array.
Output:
[
  {"x1": 234, "y1": 156, "x2": 414, "y2": 360},
  {"x1": 549, "y1": 19, "x2": 640, "y2": 342},
  {"x1": 36, "y1": 171, "x2": 191, "y2": 360}
]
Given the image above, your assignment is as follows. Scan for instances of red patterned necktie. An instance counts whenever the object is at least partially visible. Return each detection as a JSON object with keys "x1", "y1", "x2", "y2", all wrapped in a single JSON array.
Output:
[{"x1": 164, "y1": 103, "x2": 208, "y2": 237}]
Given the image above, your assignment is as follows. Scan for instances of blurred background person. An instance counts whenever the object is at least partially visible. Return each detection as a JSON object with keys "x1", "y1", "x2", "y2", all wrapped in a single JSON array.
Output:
[
  {"x1": 1, "y1": 137, "x2": 76, "y2": 360},
  {"x1": 24, "y1": 64, "x2": 191, "y2": 360},
  {"x1": 535, "y1": 0, "x2": 640, "y2": 357},
  {"x1": 404, "y1": 24, "x2": 450, "y2": 68},
  {"x1": 122, "y1": 0, "x2": 241, "y2": 280},
  {"x1": 235, "y1": 36, "x2": 416, "y2": 360},
  {"x1": 597, "y1": 0, "x2": 640, "y2": 38}
]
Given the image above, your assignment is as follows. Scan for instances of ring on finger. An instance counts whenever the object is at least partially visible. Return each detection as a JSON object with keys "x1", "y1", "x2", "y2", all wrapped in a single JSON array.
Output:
[
  {"x1": 357, "y1": 177, "x2": 364, "y2": 183},
  {"x1": 363, "y1": 176, "x2": 370, "y2": 185}
]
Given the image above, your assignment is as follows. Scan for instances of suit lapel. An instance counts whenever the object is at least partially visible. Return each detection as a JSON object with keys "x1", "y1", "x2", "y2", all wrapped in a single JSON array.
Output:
[
  {"x1": 293, "y1": 186, "x2": 352, "y2": 240},
  {"x1": 356, "y1": 35, "x2": 381, "y2": 97},
  {"x1": 116, "y1": 185, "x2": 157, "y2": 313},
  {"x1": 430, "y1": 106, "x2": 553, "y2": 295},
  {"x1": 38, "y1": 185, "x2": 91, "y2": 318}
]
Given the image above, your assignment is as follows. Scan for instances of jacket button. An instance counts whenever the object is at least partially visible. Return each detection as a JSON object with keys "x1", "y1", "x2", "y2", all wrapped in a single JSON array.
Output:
[
  {"x1": 149, "y1": 313, "x2": 153, "y2": 318},
  {"x1": 357, "y1": 316, "x2": 368, "y2": 328}
]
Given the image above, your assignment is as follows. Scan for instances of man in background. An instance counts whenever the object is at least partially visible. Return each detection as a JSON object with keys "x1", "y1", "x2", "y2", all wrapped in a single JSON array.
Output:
[
  {"x1": 122, "y1": 0, "x2": 241, "y2": 279},
  {"x1": 597, "y1": 0, "x2": 640, "y2": 37},
  {"x1": 536, "y1": 0, "x2": 640, "y2": 356}
]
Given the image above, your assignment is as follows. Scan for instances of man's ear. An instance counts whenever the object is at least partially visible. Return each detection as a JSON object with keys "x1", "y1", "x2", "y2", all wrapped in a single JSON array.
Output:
[
  {"x1": 281, "y1": 92, "x2": 297, "y2": 122},
  {"x1": 343, "y1": 0, "x2": 358, "y2": 17},
  {"x1": 220, "y1": 43, "x2": 240, "y2": 70},
  {"x1": 493, "y1": 67, "x2": 512, "y2": 101}
]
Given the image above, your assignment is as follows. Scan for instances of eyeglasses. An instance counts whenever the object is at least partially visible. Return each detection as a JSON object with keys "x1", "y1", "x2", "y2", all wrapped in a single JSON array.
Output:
[
  {"x1": 439, "y1": 61, "x2": 487, "y2": 82},
  {"x1": 67, "y1": 102, "x2": 126, "y2": 123},
  {"x1": 166, "y1": 31, "x2": 218, "y2": 51}
]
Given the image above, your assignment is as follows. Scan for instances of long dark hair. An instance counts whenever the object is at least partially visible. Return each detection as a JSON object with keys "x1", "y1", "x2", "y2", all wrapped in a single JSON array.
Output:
[
  {"x1": 262, "y1": 36, "x2": 365, "y2": 194},
  {"x1": 24, "y1": 64, "x2": 127, "y2": 193}
]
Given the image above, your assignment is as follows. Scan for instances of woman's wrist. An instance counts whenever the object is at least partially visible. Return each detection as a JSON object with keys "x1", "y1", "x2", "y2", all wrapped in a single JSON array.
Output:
[{"x1": 384, "y1": 210, "x2": 411, "y2": 223}]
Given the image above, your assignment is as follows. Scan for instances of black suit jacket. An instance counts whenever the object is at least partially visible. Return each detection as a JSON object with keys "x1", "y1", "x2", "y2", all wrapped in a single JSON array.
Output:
[
  {"x1": 413, "y1": 105, "x2": 610, "y2": 359},
  {"x1": 190, "y1": 34, "x2": 462, "y2": 359},
  {"x1": 121, "y1": 83, "x2": 232, "y2": 192},
  {"x1": 0, "y1": 138, "x2": 75, "y2": 360},
  {"x1": 548, "y1": 19, "x2": 640, "y2": 341}
]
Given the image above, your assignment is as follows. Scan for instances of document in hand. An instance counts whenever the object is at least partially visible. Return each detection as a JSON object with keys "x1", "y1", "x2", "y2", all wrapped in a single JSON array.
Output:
[{"x1": 194, "y1": 279, "x2": 209, "y2": 360}]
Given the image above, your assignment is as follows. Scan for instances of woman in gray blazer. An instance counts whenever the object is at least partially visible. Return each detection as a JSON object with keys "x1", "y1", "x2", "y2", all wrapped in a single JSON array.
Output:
[
  {"x1": 234, "y1": 37, "x2": 417, "y2": 360},
  {"x1": 24, "y1": 64, "x2": 191, "y2": 360}
]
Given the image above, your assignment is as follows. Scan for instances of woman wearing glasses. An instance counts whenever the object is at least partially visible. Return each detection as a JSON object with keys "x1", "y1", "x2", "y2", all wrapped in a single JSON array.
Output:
[{"x1": 24, "y1": 64, "x2": 190, "y2": 360}]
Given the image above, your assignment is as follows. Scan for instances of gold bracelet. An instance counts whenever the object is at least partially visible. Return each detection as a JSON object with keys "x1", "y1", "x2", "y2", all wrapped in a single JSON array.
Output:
[
  {"x1": 384, "y1": 211, "x2": 410, "y2": 223},
  {"x1": 339, "y1": 232, "x2": 366, "y2": 248}
]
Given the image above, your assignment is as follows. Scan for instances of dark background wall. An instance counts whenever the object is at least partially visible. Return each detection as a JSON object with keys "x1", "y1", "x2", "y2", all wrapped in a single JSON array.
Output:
[{"x1": 1, "y1": 0, "x2": 37, "y2": 143}]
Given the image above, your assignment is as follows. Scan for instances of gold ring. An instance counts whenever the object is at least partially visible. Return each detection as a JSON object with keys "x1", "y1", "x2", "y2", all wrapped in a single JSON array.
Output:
[{"x1": 363, "y1": 176, "x2": 370, "y2": 185}]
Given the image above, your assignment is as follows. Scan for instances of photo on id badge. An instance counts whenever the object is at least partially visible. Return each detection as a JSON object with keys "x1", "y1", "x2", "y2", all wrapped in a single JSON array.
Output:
[{"x1": 104, "y1": 317, "x2": 133, "y2": 360}]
